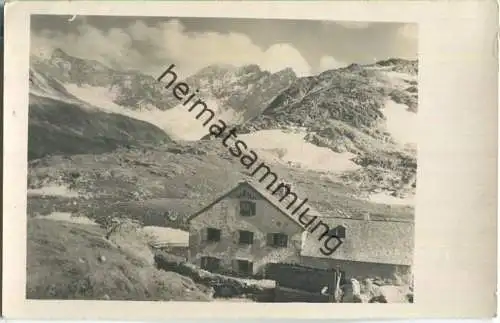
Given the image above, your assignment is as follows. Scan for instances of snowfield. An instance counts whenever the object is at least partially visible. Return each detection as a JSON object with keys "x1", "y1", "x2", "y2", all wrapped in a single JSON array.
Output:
[
  {"x1": 32, "y1": 212, "x2": 191, "y2": 246},
  {"x1": 57, "y1": 78, "x2": 416, "y2": 207},
  {"x1": 381, "y1": 70, "x2": 417, "y2": 89},
  {"x1": 63, "y1": 85, "x2": 417, "y2": 158},
  {"x1": 382, "y1": 100, "x2": 418, "y2": 146},
  {"x1": 63, "y1": 84, "x2": 241, "y2": 141},
  {"x1": 34, "y1": 212, "x2": 98, "y2": 225},
  {"x1": 143, "y1": 226, "x2": 190, "y2": 246},
  {"x1": 239, "y1": 129, "x2": 361, "y2": 173},
  {"x1": 367, "y1": 192, "x2": 415, "y2": 206},
  {"x1": 28, "y1": 184, "x2": 80, "y2": 198}
]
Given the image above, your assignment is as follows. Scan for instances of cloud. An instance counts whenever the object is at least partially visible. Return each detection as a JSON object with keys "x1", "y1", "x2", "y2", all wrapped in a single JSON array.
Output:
[
  {"x1": 329, "y1": 21, "x2": 373, "y2": 29},
  {"x1": 31, "y1": 19, "x2": 312, "y2": 77},
  {"x1": 318, "y1": 55, "x2": 347, "y2": 72},
  {"x1": 397, "y1": 23, "x2": 418, "y2": 40},
  {"x1": 31, "y1": 23, "x2": 144, "y2": 71},
  {"x1": 130, "y1": 19, "x2": 312, "y2": 76},
  {"x1": 261, "y1": 44, "x2": 311, "y2": 76}
]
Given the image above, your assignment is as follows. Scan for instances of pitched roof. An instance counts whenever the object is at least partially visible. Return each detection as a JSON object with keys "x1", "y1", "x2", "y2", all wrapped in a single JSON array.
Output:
[
  {"x1": 187, "y1": 179, "x2": 307, "y2": 230},
  {"x1": 300, "y1": 216, "x2": 414, "y2": 266},
  {"x1": 188, "y1": 180, "x2": 414, "y2": 266}
]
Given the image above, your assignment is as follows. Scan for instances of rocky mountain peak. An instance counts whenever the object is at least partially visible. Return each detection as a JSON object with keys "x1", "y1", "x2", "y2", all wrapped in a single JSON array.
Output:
[
  {"x1": 274, "y1": 67, "x2": 297, "y2": 79},
  {"x1": 51, "y1": 47, "x2": 71, "y2": 59},
  {"x1": 194, "y1": 64, "x2": 237, "y2": 78},
  {"x1": 374, "y1": 58, "x2": 418, "y2": 75},
  {"x1": 375, "y1": 58, "x2": 415, "y2": 66},
  {"x1": 237, "y1": 64, "x2": 262, "y2": 75}
]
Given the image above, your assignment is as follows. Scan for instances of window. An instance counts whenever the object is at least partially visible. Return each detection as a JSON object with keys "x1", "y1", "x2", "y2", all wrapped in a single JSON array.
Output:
[
  {"x1": 206, "y1": 228, "x2": 221, "y2": 242},
  {"x1": 239, "y1": 230, "x2": 254, "y2": 245},
  {"x1": 201, "y1": 256, "x2": 221, "y2": 271},
  {"x1": 236, "y1": 259, "x2": 254, "y2": 275},
  {"x1": 331, "y1": 225, "x2": 346, "y2": 239},
  {"x1": 267, "y1": 233, "x2": 288, "y2": 247},
  {"x1": 240, "y1": 201, "x2": 256, "y2": 217}
]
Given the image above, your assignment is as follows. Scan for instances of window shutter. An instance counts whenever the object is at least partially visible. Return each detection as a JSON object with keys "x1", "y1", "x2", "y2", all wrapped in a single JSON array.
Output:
[
  {"x1": 239, "y1": 201, "x2": 245, "y2": 216},
  {"x1": 201, "y1": 257, "x2": 207, "y2": 269},
  {"x1": 282, "y1": 234, "x2": 289, "y2": 247},
  {"x1": 267, "y1": 233, "x2": 274, "y2": 246},
  {"x1": 337, "y1": 226, "x2": 346, "y2": 239},
  {"x1": 231, "y1": 259, "x2": 239, "y2": 272},
  {"x1": 248, "y1": 261, "x2": 254, "y2": 275},
  {"x1": 241, "y1": 201, "x2": 249, "y2": 216},
  {"x1": 201, "y1": 228, "x2": 208, "y2": 242}
]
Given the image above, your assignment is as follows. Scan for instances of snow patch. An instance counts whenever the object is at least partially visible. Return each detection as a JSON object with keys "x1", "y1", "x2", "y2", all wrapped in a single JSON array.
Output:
[
  {"x1": 156, "y1": 97, "x2": 240, "y2": 141},
  {"x1": 34, "y1": 212, "x2": 98, "y2": 225},
  {"x1": 380, "y1": 71, "x2": 417, "y2": 90},
  {"x1": 64, "y1": 84, "x2": 241, "y2": 141},
  {"x1": 30, "y1": 69, "x2": 58, "y2": 96},
  {"x1": 381, "y1": 100, "x2": 417, "y2": 146},
  {"x1": 64, "y1": 84, "x2": 124, "y2": 111},
  {"x1": 30, "y1": 69, "x2": 77, "y2": 103},
  {"x1": 143, "y1": 226, "x2": 189, "y2": 246},
  {"x1": 383, "y1": 71, "x2": 417, "y2": 83},
  {"x1": 367, "y1": 192, "x2": 415, "y2": 206},
  {"x1": 28, "y1": 184, "x2": 80, "y2": 198},
  {"x1": 238, "y1": 129, "x2": 360, "y2": 173},
  {"x1": 30, "y1": 89, "x2": 74, "y2": 104},
  {"x1": 364, "y1": 67, "x2": 416, "y2": 90}
]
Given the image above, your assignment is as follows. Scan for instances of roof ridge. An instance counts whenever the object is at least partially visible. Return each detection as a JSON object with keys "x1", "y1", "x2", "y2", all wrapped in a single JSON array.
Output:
[
  {"x1": 315, "y1": 214, "x2": 415, "y2": 223},
  {"x1": 241, "y1": 179, "x2": 325, "y2": 222}
]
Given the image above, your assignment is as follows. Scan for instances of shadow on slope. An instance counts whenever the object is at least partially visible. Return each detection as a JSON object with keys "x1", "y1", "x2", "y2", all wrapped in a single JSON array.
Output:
[
  {"x1": 28, "y1": 94, "x2": 172, "y2": 160},
  {"x1": 26, "y1": 218, "x2": 210, "y2": 301}
]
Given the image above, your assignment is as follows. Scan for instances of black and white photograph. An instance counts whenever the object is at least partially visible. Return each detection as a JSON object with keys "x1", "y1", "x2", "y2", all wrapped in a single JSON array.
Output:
[
  {"x1": 3, "y1": 0, "x2": 497, "y2": 319},
  {"x1": 26, "y1": 14, "x2": 417, "y2": 303}
]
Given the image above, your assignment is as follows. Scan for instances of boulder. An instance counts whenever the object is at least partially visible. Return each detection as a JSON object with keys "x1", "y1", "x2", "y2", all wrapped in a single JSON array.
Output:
[{"x1": 378, "y1": 285, "x2": 409, "y2": 303}]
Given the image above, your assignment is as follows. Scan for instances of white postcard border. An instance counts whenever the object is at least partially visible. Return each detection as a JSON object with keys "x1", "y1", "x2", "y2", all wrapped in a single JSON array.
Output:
[{"x1": 3, "y1": 0, "x2": 498, "y2": 319}]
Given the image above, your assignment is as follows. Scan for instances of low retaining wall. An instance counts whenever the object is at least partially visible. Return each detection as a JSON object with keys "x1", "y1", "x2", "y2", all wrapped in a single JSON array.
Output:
[
  {"x1": 154, "y1": 251, "x2": 275, "y2": 300},
  {"x1": 265, "y1": 262, "x2": 345, "y2": 294},
  {"x1": 274, "y1": 285, "x2": 330, "y2": 303}
]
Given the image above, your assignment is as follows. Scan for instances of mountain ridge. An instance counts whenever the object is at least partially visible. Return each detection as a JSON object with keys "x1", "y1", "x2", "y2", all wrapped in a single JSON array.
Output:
[
  {"x1": 28, "y1": 47, "x2": 418, "y2": 204},
  {"x1": 31, "y1": 48, "x2": 298, "y2": 121}
]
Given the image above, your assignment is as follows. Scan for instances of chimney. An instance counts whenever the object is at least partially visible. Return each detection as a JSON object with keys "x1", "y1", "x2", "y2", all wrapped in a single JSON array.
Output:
[{"x1": 363, "y1": 212, "x2": 371, "y2": 221}]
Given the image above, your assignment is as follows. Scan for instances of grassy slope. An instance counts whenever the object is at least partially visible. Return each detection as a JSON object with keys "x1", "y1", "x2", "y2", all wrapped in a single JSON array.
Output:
[
  {"x1": 27, "y1": 140, "x2": 414, "y2": 229},
  {"x1": 27, "y1": 218, "x2": 210, "y2": 301}
]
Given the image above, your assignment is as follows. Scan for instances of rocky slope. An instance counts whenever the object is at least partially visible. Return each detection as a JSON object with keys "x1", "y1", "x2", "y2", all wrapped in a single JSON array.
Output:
[
  {"x1": 240, "y1": 59, "x2": 417, "y2": 137},
  {"x1": 28, "y1": 46, "x2": 418, "y2": 207},
  {"x1": 31, "y1": 48, "x2": 296, "y2": 126},
  {"x1": 27, "y1": 142, "x2": 414, "y2": 228},
  {"x1": 25, "y1": 45, "x2": 416, "y2": 302},
  {"x1": 238, "y1": 59, "x2": 418, "y2": 199},
  {"x1": 184, "y1": 64, "x2": 296, "y2": 122},
  {"x1": 31, "y1": 48, "x2": 176, "y2": 111},
  {"x1": 28, "y1": 68, "x2": 172, "y2": 160}
]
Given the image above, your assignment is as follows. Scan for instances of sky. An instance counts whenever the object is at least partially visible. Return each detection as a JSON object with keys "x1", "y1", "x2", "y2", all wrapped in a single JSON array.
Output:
[{"x1": 30, "y1": 15, "x2": 418, "y2": 77}]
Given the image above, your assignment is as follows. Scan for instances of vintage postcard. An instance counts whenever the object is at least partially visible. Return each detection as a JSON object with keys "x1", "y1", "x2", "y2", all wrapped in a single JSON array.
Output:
[{"x1": 2, "y1": 0, "x2": 498, "y2": 320}]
